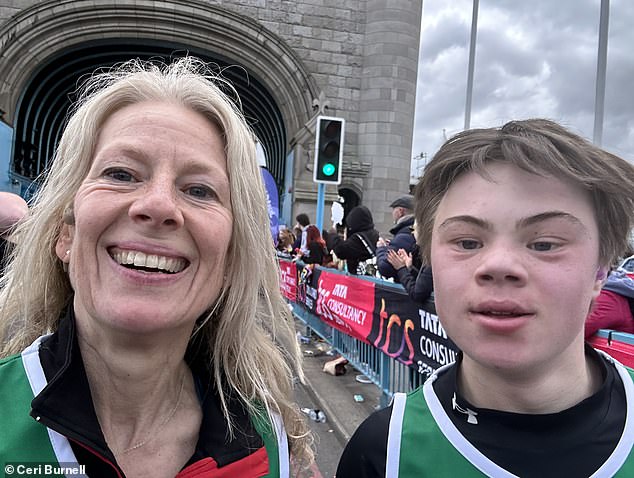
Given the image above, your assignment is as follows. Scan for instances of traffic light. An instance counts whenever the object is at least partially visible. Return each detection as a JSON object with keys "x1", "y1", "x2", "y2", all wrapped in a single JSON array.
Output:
[{"x1": 313, "y1": 116, "x2": 344, "y2": 184}]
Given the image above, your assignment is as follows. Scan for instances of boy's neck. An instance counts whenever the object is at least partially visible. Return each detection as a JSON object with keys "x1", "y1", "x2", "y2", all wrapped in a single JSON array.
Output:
[{"x1": 457, "y1": 346, "x2": 603, "y2": 414}]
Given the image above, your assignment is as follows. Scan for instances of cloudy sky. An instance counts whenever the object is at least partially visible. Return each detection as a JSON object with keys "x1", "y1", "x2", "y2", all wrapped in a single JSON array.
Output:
[{"x1": 411, "y1": 0, "x2": 634, "y2": 177}]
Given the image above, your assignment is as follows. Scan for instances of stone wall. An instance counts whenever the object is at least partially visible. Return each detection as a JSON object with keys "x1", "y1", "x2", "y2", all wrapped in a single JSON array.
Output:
[{"x1": 0, "y1": 0, "x2": 421, "y2": 234}]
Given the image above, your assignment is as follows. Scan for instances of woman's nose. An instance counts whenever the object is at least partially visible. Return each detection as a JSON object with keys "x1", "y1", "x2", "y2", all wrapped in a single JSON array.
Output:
[{"x1": 128, "y1": 179, "x2": 184, "y2": 229}]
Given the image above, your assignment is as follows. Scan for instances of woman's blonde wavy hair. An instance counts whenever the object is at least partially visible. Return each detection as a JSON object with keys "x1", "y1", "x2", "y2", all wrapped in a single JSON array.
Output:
[{"x1": 0, "y1": 57, "x2": 312, "y2": 463}]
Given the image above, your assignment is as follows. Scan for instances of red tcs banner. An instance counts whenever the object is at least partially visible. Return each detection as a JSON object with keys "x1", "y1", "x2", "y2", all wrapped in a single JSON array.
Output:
[
  {"x1": 278, "y1": 259, "x2": 297, "y2": 301},
  {"x1": 315, "y1": 270, "x2": 375, "y2": 344}
]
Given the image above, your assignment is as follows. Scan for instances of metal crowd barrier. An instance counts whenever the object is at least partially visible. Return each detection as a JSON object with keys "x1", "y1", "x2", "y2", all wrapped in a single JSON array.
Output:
[{"x1": 291, "y1": 301, "x2": 425, "y2": 407}]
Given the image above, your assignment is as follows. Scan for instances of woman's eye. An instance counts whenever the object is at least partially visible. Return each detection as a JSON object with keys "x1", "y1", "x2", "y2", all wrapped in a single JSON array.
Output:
[
  {"x1": 186, "y1": 185, "x2": 215, "y2": 199},
  {"x1": 104, "y1": 169, "x2": 134, "y2": 182},
  {"x1": 458, "y1": 239, "x2": 481, "y2": 250}
]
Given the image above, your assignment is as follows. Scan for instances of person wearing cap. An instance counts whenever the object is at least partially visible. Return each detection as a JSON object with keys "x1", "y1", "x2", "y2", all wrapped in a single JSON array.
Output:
[
  {"x1": 376, "y1": 194, "x2": 418, "y2": 282},
  {"x1": 0, "y1": 192, "x2": 29, "y2": 276}
]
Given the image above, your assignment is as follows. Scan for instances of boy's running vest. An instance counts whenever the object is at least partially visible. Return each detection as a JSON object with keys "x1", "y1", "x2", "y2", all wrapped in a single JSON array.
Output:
[{"x1": 386, "y1": 359, "x2": 634, "y2": 478}]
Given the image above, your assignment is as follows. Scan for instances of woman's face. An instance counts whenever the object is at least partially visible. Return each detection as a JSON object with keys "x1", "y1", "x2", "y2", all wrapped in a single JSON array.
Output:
[{"x1": 56, "y1": 101, "x2": 233, "y2": 337}]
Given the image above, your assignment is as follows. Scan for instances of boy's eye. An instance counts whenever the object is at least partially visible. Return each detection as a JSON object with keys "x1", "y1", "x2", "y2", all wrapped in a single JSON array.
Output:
[
  {"x1": 104, "y1": 169, "x2": 134, "y2": 182},
  {"x1": 529, "y1": 241, "x2": 555, "y2": 252},
  {"x1": 459, "y1": 239, "x2": 481, "y2": 250}
]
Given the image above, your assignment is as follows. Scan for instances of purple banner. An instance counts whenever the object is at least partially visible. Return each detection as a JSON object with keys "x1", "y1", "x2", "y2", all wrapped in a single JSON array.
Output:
[{"x1": 260, "y1": 167, "x2": 279, "y2": 245}]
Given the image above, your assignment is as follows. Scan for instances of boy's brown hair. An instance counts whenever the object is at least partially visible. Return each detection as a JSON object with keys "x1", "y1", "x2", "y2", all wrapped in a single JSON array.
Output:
[{"x1": 414, "y1": 118, "x2": 634, "y2": 266}]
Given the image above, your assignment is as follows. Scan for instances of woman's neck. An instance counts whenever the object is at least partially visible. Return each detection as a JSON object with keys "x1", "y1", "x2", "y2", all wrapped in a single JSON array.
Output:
[{"x1": 75, "y1": 316, "x2": 199, "y2": 455}]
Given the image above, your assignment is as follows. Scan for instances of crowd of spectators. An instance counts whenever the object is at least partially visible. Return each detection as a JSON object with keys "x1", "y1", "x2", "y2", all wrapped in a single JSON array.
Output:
[{"x1": 276, "y1": 195, "x2": 434, "y2": 307}]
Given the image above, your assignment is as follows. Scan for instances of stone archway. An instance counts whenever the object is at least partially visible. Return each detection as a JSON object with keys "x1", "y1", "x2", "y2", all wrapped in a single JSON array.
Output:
[
  {"x1": 0, "y1": 0, "x2": 423, "y2": 234},
  {"x1": 0, "y1": 0, "x2": 319, "y2": 190}
]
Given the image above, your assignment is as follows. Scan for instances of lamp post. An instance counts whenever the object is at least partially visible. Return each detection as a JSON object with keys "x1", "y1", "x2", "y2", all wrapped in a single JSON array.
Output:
[{"x1": 412, "y1": 152, "x2": 428, "y2": 177}]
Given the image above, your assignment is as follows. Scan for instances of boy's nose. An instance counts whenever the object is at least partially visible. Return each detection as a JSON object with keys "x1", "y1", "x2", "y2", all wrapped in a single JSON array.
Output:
[{"x1": 475, "y1": 243, "x2": 527, "y2": 286}]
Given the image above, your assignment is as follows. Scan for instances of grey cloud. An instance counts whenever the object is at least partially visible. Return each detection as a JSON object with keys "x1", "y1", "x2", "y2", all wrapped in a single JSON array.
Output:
[{"x1": 413, "y1": 0, "x2": 634, "y2": 162}]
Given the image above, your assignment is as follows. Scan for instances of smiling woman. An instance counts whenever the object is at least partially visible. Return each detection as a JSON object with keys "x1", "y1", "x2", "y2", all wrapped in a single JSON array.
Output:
[{"x1": 0, "y1": 58, "x2": 310, "y2": 477}]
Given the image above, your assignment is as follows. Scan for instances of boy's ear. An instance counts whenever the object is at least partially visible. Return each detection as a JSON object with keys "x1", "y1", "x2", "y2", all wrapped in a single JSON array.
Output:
[
  {"x1": 55, "y1": 223, "x2": 74, "y2": 263},
  {"x1": 591, "y1": 266, "x2": 608, "y2": 299}
]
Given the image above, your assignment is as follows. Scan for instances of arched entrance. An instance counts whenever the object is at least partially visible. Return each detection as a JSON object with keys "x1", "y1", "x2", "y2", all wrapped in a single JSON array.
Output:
[
  {"x1": 12, "y1": 41, "x2": 286, "y2": 194},
  {"x1": 0, "y1": 1, "x2": 319, "y2": 195}
]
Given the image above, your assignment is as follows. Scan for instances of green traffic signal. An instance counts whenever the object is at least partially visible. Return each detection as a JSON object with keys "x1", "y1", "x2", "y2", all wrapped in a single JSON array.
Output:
[
  {"x1": 322, "y1": 163, "x2": 336, "y2": 176},
  {"x1": 313, "y1": 116, "x2": 345, "y2": 184}
]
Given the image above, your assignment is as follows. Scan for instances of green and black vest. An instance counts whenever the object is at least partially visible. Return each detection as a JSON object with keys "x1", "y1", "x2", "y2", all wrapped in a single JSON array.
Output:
[
  {"x1": 0, "y1": 335, "x2": 288, "y2": 478},
  {"x1": 385, "y1": 356, "x2": 634, "y2": 478}
]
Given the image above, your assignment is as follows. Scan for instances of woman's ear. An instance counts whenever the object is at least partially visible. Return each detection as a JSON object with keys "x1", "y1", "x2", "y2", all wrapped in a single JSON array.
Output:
[{"x1": 55, "y1": 223, "x2": 74, "y2": 263}]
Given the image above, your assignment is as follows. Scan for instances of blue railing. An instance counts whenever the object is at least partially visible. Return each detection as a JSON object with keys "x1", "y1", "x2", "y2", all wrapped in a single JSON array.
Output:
[
  {"x1": 593, "y1": 329, "x2": 634, "y2": 345},
  {"x1": 291, "y1": 300, "x2": 425, "y2": 407}
]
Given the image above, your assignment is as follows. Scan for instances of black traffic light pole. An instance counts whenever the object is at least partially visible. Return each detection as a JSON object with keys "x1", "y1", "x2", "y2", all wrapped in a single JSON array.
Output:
[{"x1": 313, "y1": 115, "x2": 345, "y2": 230}]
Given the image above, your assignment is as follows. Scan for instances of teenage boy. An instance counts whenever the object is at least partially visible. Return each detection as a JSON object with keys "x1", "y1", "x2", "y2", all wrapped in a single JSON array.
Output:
[{"x1": 337, "y1": 119, "x2": 634, "y2": 477}]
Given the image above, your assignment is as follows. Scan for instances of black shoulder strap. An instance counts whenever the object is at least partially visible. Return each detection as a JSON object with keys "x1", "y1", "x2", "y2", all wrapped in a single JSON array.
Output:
[{"x1": 354, "y1": 232, "x2": 375, "y2": 255}]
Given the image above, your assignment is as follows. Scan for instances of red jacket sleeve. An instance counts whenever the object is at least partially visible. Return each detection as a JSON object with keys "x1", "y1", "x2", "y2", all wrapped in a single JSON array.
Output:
[{"x1": 585, "y1": 290, "x2": 633, "y2": 339}]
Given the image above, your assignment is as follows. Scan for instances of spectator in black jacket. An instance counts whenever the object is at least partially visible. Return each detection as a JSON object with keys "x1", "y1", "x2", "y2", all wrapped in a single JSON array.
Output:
[
  {"x1": 325, "y1": 205, "x2": 379, "y2": 275},
  {"x1": 376, "y1": 195, "x2": 417, "y2": 281},
  {"x1": 386, "y1": 248, "x2": 434, "y2": 305}
]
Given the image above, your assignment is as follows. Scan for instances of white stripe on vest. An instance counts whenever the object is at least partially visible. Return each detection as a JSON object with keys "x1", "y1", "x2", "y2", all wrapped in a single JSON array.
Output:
[
  {"x1": 21, "y1": 335, "x2": 81, "y2": 474},
  {"x1": 385, "y1": 392, "x2": 407, "y2": 478}
]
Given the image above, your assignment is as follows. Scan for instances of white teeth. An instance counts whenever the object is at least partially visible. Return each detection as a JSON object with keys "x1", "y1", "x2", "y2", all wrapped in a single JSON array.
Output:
[
  {"x1": 112, "y1": 250, "x2": 187, "y2": 273},
  {"x1": 146, "y1": 255, "x2": 158, "y2": 269},
  {"x1": 133, "y1": 254, "x2": 145, "y2": 267}
]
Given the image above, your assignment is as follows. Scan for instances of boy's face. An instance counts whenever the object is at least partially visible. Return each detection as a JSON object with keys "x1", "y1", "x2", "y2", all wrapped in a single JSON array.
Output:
[{"x1": 431, "y1": 162, "x2": 604, "y2": 375}]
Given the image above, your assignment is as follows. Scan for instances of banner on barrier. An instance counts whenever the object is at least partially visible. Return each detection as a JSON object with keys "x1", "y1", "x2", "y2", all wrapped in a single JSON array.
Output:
[
  {"x1": 282, "y1": 259, "x2": 634, "y2": 372},
  {"x1": 316, "y1": 268, "x2": 375, "y2": 344},
  {"x1": 281, "y1": 259, "x2": 459, "y2": 373},
  {"x1": 279, "y1": 259, "x2": 297, "y2": 302},
  {"x1": 370, "y1": 286, "x2": 458, "y2": 376}
]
